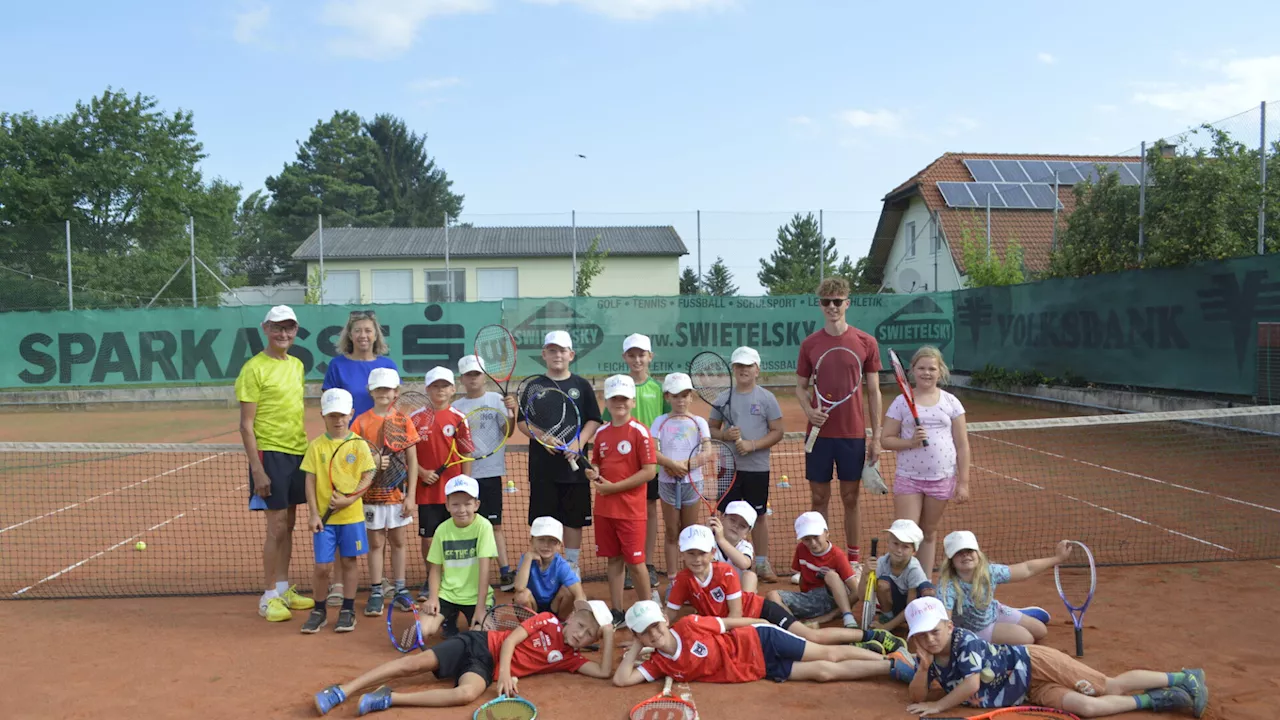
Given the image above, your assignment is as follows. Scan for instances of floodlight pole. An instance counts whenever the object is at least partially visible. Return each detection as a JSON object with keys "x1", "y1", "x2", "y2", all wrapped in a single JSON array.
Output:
[
  {"x1": 318, "y1": 215, "x2": 325, "y2": 304},
  {"x1": 1138, "y1": 141, "x2": 1147, "y2": 263},
  {"x1": 65, "y1": 220, "x2": 73, "y2": 311},
  {"x1": 819, "y1": 209, "x2": 825, "y2": 282},
  {"x1": 444, "y1": 213, "x2": 451, "y2": 300},
  {"x1": 696, "y1": 210, "x2": 702, "y2": 282},
  {"x1": 571, "y1": 210, "x2": 577, "y2": 297},
  {"x1": 1051, "y1": 174, "x2": 1061, "y2": 254},
  {"x1": 189, "y1": 216, "x2": 197, "y2": 308},
  {"x1": 1260, "y1": 101, "x2": 1268, "y2": 255},
  {"x1": 985, "y1": 194, "x2": 992, "y2": 259}
]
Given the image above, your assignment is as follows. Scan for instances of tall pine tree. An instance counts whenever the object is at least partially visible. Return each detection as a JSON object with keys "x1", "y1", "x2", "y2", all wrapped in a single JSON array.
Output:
[
  {"x1": 756, "y1": 212, "x2": 839, "y2": 295},
  {"x1": 679, "y1": 267, "x2": 701, "y2": 294},
  {"x1": 702, "y1": 257, "x2": 738, "y2": 295}
]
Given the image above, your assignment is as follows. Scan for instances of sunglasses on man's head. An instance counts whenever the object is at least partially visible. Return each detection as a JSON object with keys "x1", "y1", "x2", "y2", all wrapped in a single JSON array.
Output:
[{"x1": 819, "y1": 297, "x2": 847, "y2": 307}]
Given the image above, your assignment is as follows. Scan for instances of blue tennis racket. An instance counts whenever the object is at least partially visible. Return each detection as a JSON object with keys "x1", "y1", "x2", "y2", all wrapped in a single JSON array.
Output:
[
  {"x1": 473, "y1": 693, "x2": 537, "y2": 720},
  {"x1": 1054, "y1": 540, "x2": 1096, "y2": 657},
  {"x1": 387, "y1": 600, "x2": 423, "y2": 653},
  {"x1": 523, "y1": 385, "x2": 591, "y2": 471}
]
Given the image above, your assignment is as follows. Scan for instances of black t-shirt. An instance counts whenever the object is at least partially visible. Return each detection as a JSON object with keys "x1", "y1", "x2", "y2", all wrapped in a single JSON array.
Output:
[{"x1": 520, "y1": 374, "x2": 602, "y2": 484}]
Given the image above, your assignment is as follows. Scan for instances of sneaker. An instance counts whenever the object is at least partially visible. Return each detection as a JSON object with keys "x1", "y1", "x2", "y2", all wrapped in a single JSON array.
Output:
[
  {"x1": 611, "y1": 609, "x2": 626, "y2": 630},
  {"x1": 887, "y1": 647, "x2": 917, "y2": 684},
  {"x1": 417, "y1": 581, "x2": 430, "y2": 603},
  {"x1": 301, "y1": 608, "x2": 327, "y2": 633},
  {"x1": 314, "y1": 685, "x2": 347, "y2": 715},
  {"x1": 1178, "y1": 668, "x2": 1208, "y2": 718},
  {"x1": 868, "y1": 629, "x2": 905, "y2": 655},
  {"x1": 327, "y1": 584, "x2": 344, "y2": 608},
  {"x1": 358, "y1": 686, "x2": 393, "y2": 716},
  {"x1": 281, "y1": 585, "x2": 315, "y2": 611},
  {"x1": 1019, "y1": 606, "x2": 1051, "y2": 624},
  {"x1": 364, "y1": 592, "x2": 385, "y2": 617},
  {"x1": 647, "y1": 564, "x2": 660, "y2": 588},
  {"x1": 790, "y1": 572, "x2": 801, "y2": 585},
  {"x1": 1146, "y1": 687, "x2": 1194, "y2": 714},
  {"x1": 260, "y1": 596, "x2": 292, "y2": 622},
  {"x1": 499, "y1": 571, "x2": 516, "y2": 593},
  {"x1": 651, "y1": 589, "x2": 662, "y2": 605},
  {"x1": 854, "y1": 639, "x2": 885, "y2": 655},
  {"x1": 335, "y1": 608, "x2": 357, "y2": 633},
  {"x1": 755, "y1": 558, "x2": 779, "y2": 583},
  {"x1": 623, "y1": 567, "x2": 634, "y2": 590},
  {"x1": 393, "y1": 588, "x2": 414, "y2": 612}
]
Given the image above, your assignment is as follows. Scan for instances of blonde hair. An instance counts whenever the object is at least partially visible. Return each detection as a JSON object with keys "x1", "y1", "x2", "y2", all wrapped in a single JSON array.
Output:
[
  {"x1": 939, "y1": 546, "x2": 993, "y2": 622},
  {"x1": 815, "y1": 277, "x2": 850, "y2": 298},
  {"x1": 911, "y1": 345, "x2": 951, "y2": 385},
  {"x1": 338, "y1": 312, "x2": 390, "y2": 356}
]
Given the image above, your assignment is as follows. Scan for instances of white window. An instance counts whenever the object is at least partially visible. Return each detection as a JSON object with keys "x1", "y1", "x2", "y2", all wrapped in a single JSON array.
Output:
[
  {"x1": 425, "y1": 269, "x2": 466, "y2": 303},
  {"x1": 905, "y1": 221, "x2": 917, "y2": 258},
  {"x1": 323, "y1": 270, "x2": 360, "y2": 304},
  {"x1": 476, "y1": 268, "x2": 519, "y2": 301},
  {"x1": 371, "y1": 270, "x2": 413, "y2": 304}
]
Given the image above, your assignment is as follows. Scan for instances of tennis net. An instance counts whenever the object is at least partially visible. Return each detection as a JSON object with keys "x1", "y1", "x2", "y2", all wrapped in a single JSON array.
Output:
[{"x1": 2, "y1": 405, "x2": 1278, "y2": 599}]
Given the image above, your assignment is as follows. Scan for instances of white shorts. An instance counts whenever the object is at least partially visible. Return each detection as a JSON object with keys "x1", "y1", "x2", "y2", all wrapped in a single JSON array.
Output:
[{"x1": 364, "y1": 503, "x2": 414, "y2": 531}]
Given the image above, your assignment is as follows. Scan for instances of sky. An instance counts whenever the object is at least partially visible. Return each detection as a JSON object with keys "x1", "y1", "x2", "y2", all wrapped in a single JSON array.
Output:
[{"x1": 4, "y1": 0, "x2": 1280, "y2": 295}]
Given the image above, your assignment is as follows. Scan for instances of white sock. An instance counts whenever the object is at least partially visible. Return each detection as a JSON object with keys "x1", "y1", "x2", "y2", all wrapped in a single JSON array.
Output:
[
  {"x1": 261, "y1": 589, "x2": 279, "y2": 606},
  {"x1": 275, "y1": 581, "x2": 290, "y2": 595},
  {"x1": 565, "y1": 548, "x2": 581, "y2": 565}
]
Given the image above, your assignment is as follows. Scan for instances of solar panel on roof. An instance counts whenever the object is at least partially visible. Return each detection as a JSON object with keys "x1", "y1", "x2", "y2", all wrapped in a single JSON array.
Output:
[
  {"x1": 1019, "y1": 160, "x2": 1053, "y2": 183},
  {"x1": 938, "y1": 182, "x2": 978, "y2": 208},
  {"x1": 996, "y1": 183, "x2": 1035, "y2": 209},
  {"x1": 1046, "y1": 161, "x2": 1083, "y2": 184},
  {"x1": 992, "y1": 160, "x2": 1031, "y2": 183},
  {"x1": 1023, "y1": 184, "x2": 1061, "y2": 209},
  {"x1": 968, "y1": 183, "x2": 1005, "y2": 207},
  {"x1": 964, "y1": 159, "x2": 1002, "y2": 182},
  {"x1": 1075, "y1": 163, "x2": 1101, "y2": 184},
  {"x1": 1118, "y1": 164, "x2": 1142, "y2": 186}
]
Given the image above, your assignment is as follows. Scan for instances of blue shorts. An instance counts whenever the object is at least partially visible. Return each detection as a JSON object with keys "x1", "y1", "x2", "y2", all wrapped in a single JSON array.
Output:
[
  {"x1": 313, "y1": 522, "x2": 369, "y2": 564},
  {"x1": 888, "y1": 580, "x2": 936, "y2": 615},
  {"x1": 805, "y1": 437, "x2": 866, "y2": 483},
  {"x1": 755, "y1": 624, "x2": 807, "y2": 682}
]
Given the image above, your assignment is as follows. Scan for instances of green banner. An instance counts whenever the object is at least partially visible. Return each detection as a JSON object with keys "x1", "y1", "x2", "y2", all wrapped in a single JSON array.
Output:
[{"x1": 951, "y1": 253, "x2": 1280, "y2": 395}]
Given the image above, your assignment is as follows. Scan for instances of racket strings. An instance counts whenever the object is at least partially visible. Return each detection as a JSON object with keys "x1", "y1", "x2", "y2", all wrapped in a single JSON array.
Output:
[
  {"x1": 526, "y1": 388, "x2": 576, "y2": 443},
  {"x1": 483, "y1": 604, "x2": 535, "y2": 631},
  {"x1": 475, "y1": 326, "x2": 518, "y2": 381},
  {"x1": 629, "y1": 699, "x2": 696, "y2": 720},
  {"x1": 688, "y1": 352, "x2": 732, "y2": 406},
  {"x1": 476, "y1": 698, "x2": 537, "y2": 720},
  {"x1": 702, "y1": 440, "x2": 737, "y2": 501},
  {"x1": 814, "y1": 349, "x2": 859, "y2": 401},
  {"x1": 467, "y1": 407, "x2": 510, "y2": 456}
]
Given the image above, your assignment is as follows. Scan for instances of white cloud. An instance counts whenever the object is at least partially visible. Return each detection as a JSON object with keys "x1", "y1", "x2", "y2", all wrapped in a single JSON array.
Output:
[
  {"x1": 409, "y1": 76, "x2": 463, "y2": 91},
  {"x1": 321, "y1": 0, "x2": 492, "y2": 59},
  {"x1": 1133, "y1": 54, "x2": 1280, "y2": 118},
  {"x1": 522, "y1": 0, "x2": 736, "y2": 21},
  {"x1": 788, "y1": 115, "x2": 813, "y2": 126},
  {"x1": 1036, "y1": 52, "x2": 1055, "y2": 65},
  {"x1": 837, "y1": 108, "x2": 904, "y2": 134},
  {"x1": 233, "y1": 5, "x2": 271, "y2": 45}
]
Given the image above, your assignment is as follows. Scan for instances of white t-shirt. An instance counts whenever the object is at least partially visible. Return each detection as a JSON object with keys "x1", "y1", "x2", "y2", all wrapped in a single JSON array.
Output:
[
  {"x1": 451, "y1": 392, "x2": 508, "y2": 479},
  {"x1": 715, "y1": 538, "x2": 755, "y2": 576},
  {"x1": 886, "y1": 390, "x2": 965, "y2": 481},
  {"x1": 650, "y1": 413, "x2": 711, "y2": 485}
]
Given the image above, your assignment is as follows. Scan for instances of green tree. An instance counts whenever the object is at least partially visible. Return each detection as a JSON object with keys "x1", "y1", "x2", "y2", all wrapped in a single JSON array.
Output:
[
  {"x1": 702, "y1": 257, "x2": 737, "y2": 295},
  {"x1": 679, "y1": 267, "x2": 701, "y2": 294},
  {"x1": 757, "y1": 212, "x2": 838, "y2": 295},
  {"x1": 958, "y1": 222, "x2": 1025, "y2": 287},
  {"x1": 364, "y1": 114, "x2": 463, "y2": 226},
  {"x1": 574, "y1": 236, "x2": 608, "y2": 297},
  {"x1": 837, "y1": 255, "x2": 882, "y2": 294}
]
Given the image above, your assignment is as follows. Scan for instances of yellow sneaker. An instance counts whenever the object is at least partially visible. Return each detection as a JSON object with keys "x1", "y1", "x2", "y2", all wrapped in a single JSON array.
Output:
[
  {"x1": 260, "y1": 596, "x2": 292, "y2": 622},
  {"x1": 281, "y1": 585, "x2": 315, "y2": 611}
]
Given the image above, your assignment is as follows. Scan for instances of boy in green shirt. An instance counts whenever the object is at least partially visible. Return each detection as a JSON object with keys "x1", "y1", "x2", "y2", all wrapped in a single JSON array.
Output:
[
  {"x1": 623, "y1": 333, "x2": 668, "y2": 591},
  {"x1": 419, "y1": 475, "x2": 498, "y2": 640}
]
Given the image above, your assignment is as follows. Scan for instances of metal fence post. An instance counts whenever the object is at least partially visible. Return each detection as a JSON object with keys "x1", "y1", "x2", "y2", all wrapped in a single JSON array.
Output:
[
  {"x1": 318, "y1": 215, "x2": 325, "y2": 305},
  {"x1": 65, "y1": 220, "x2": 73, "y2": 311},
  {"x1": 1139, "y1": 141, "x2": 1148, "y2": 263},
  {"x1": 1261, "y1": 101, "x2": 1268, "y2": 255},
  {"x1": 819, "y1": 209, "x2": 825, "y2": 281},
  {"x1": 189, "y1": 216, "x2": 197, "y2": 308},
  {"x1": 571, "y1": 210, "x2": 577, "y2": 297}
]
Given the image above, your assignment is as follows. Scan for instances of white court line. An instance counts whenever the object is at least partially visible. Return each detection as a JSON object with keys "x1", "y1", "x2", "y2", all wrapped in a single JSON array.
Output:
[
  {"x1": 972, "y1": 433, "x2": 1280, "y2": 515},
  {"x1": 0, "y1": 451, "x2": 233, "y2": 535},
  {"x1": 10, "y1": 483, "x2": 249, "y2": 597}
]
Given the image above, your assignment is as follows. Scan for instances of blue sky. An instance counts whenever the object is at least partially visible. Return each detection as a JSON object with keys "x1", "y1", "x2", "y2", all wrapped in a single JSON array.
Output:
[{"x1": 5, "y1": 0, "x2": 1279, "y2": 294}]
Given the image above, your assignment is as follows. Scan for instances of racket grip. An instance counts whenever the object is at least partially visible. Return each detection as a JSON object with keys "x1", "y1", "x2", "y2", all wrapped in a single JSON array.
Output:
[
  {"x1": 804, "y1": 426, "x2": 820, "y2": 453},
  {"x1": 567, "y1": 455, "x2": 580, "y2": 471},
  {"x1": 1074, "y1": 627, "x2": 1083, "y2": 657},
  {"x1": 921, "y1": 438, "x2": 929, "y2": 447}
]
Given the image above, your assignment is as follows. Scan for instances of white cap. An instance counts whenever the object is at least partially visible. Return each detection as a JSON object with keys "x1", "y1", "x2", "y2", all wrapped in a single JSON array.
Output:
[
  {"x1": 678, "y1": 524, "x2": 716, "y2": 553},
  {"x1": 530, "y1": 516, "x2": 564, "y2": 542},
  {"x1": 624, "y1": 600, "x2": 666, "y2": 635},
  {"x1": 943, "y1": 530, "x2": 980, "y2": 559},
  {"x1": 424, "y1": 366, "x2": 455, "y2": 387},
  {"x1": 262, "y1": 305, "x2": 297, "y2": 324},
  {"x1": 544, "y1": 330, "x2": 573, "y2": 349},
  {"x1": 623, "y1": 333, "x2": 652, "y2": 353},
  {"x1": 662, "y1": 372, "x2": 693, "y2": 394},
  {"x1": 320, "y1": 388, "x2": 354, "y2": 416},
  {"x1": 444, "y1": 474, "x2": 480, "y2": 498},
  {"x1": 574, "y1": 599, "x2": 613, "y2": 633},
  {"x1": 367, "y1": 367, "x2": 401, "y2": 390},
  {"x1": 905, "y1": 596, "x2": 950, "y2": 639},
  {"x1": 723, "y1": 500, "x2": 757, "y2": 529},
  {"x1": 458, "y1": 355, "x2": 485, "y2": 376},
  {"x1": 730, "y1": 346, "x2": 761, "y2": 367},
  {"x1": 603, "y1": 374, "x2": 636, "y2": 399},
  {"x1": 794, "y1": 511, "x2": 828, "y2": 540},
  {"x1": 887, "y1": 519, "x2": 925, "y2": 550}
]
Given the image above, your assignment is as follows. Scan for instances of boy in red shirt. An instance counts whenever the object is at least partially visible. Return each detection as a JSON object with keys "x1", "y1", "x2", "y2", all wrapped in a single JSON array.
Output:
[
  {"x1": 765, "y1": 511, "x2": 861, "y2": 629},
  {"x1": 314, "y1": 600, "x2": 616, "y2": 715},
  {"x1": 614, "y1": 600, "x2": 914, "y2": 688},
  {"x1": 411, "y1": 366, "x2": 474, "y2": 601},
  {"x1": 667, "y1": 525, "x2": 903, "y2": 654},
  {"x1": 585, "y1": 374, "x2": 657, "y2": 623}
]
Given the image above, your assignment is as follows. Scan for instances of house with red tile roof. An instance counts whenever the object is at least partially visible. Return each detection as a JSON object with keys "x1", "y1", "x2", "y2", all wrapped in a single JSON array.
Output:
[{"x1": 869, "y1": 152, "x2": 1143, "y2": 292}]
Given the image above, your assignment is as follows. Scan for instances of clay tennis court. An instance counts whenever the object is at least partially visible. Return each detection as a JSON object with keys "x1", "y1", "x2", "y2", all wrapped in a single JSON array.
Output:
[{"x1": 2, "y1": 388, "x2": 1276, "y2": 718}]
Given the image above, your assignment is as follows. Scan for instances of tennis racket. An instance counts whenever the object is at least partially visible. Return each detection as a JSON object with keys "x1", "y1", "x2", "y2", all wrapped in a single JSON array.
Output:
[
  {"x1": 473, "y1": 694, "x2": 537, "y2": 720},
  {"x1": 1054, "y1": 540, "x2": 1096, "y2": 657},
  {"x1": 523, "y1": 385, "x2": 589, "y2": 471},
  {"x1": 475, "y1": 324, "x2": 519, "y2": 417},
  {"x1": 688, "y1": 438, "x2": 737, "y2": 519},
  {"x1": 321, "y1": 435, "x2": 377, "y2": 524},
  {"x1": 861, "y1": 538, "x2": 879, "y2": 630},
  {"x1": 888, "y1": 349, "x2": 928, "y2": 448},
  {"x1": 804, "y1": 346, "x2": 862, "y2": 453},
  {"x1": 629, "y1": 677, "x2": 696, "y2": 720},
  {"x1": 387, "y1": 600, "x2": 423, "y2": 653},
  {"x1": 930, "y1": 707, "x2": 1081, "y2": 719},
  {"x1": 689, "y1": 351, "x2": 733, "y2": 428},
  {"x1": 481, "y1": 603, "x2": 536, "y2": 631},
  {"x1": 370, "y1": 394, "x2": 425, "y2": 495},
  {"x1": 653, "y1": 414, "x2": 703, "y2": 507},
  {"x1": 430, "y1": 405, "x2": 511, "y2": 475}
]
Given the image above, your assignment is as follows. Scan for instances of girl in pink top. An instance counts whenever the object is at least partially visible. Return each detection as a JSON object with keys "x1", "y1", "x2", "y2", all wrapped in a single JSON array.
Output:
[{"x1": 880, "y1": 347, "x2": 970, "y2": 579}]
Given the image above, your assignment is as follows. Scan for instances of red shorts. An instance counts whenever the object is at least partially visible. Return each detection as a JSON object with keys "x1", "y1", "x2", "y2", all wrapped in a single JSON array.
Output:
[{"x1": 595, "y1": 516, "x2": 646, "y2": 563}]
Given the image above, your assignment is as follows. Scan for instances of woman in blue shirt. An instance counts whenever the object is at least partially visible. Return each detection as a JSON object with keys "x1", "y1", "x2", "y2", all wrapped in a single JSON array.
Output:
[{"x1": 322, "y1": 310, "x2": 400, "y2": 423}]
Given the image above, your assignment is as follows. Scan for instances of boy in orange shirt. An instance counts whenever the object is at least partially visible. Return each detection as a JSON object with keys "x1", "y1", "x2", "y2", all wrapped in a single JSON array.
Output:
[{"x1": 411, "y1": 366, "x2": 474, "y2": 601}]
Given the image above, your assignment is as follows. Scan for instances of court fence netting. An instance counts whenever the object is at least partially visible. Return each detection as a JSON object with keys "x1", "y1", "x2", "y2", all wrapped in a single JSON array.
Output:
[{"x1": 2, "y1": 405, "x2": 1278, "y2": 600}]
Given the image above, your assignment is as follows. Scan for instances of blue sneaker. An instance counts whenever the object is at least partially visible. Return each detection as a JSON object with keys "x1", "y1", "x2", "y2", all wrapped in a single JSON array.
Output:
[
  {"x1": 393, "y1": 588, "x2": 414, "y2": 612},
  {"x1": 358, "y1": 686, "x2": 393, "y2": 716},
  {"x1": 887, "y1": 647, "x2": 917, "y2": 683},
  {"x1": 1019, "y1": 606, "x2": 1051, "y2": 624},
  {"x1": 1178, "y1": 668, "x2": 1208, "y2": 718},
  {"x1": 314, "y1": 685, "x2": 346, "y2": 715}
]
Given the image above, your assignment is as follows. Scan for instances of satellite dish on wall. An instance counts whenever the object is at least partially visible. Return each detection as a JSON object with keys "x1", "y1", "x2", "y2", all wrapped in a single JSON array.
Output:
[{"x1": 897, "y1": 268, "x2": 922, "y2": 292}]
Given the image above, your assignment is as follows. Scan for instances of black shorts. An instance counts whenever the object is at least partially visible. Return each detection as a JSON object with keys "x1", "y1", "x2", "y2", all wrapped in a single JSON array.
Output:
[
  {"x1": 528, "y1": 480, "x2": 592, "y2": 529},
  {"x1": 431, "y1": 630, "x2": 495, "y2": 688},
  {"x1": 756, "y1": 624, "x2": 807, "y2": 682},
  {"x1": 720, "y1": 470, "x2": 770, "y2": 514},
  {"x1": 805, "y1": 437, "x2": 866, "y2": 483},
  {"x1": 418, "y1": 504, "x2": 450, "y2": 538},
  {"x1": 439, "y1": 598, "x2": 485, "y2": 638},
  {"x1": 647, "y1": 477, "x2": 661, "y2": 502},
  {"x1": 476, "y1": 476, "x2": 504, "y2": 526},
  {"x1": 250, "y1": 451, "x2": 306, "y2": 510},
  {"x1": 759, "y1": 598, "x2": 800, "y2": 631}
]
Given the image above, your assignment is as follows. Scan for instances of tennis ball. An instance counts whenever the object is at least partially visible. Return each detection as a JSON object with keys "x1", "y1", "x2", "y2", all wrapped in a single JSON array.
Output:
[{"x1": 135, "y1": 541, "x2": 147, "y2": 551}]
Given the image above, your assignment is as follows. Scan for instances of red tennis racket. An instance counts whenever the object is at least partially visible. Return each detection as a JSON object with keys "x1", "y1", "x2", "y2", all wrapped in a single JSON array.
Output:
[
  {"x1": 688, "y1": 438, "x2": 737, "y2": 519},
  {"x1": 888, "y1": 349, "x2": 927, "y2": 447},
  {"x1": 629, "y1": 677, "x2": 696, "y2": 720},
  {"x1": 929, "y1": 707, "x2": 1081, "y2": 719},
  {"x1": 804, "y1": 346, "x2": 862, "y2": 453},
  {"x1": 474, "y1": 324, "x2": 519, "y2": 417}
]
